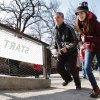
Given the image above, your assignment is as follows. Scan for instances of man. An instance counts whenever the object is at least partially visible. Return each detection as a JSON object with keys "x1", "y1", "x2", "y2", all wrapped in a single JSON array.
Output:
[{"x1": 52, "y1": 12, "x2": 81, "y2": 89}]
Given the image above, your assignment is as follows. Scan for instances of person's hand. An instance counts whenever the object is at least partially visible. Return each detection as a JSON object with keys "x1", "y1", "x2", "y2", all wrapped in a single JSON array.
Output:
[
  {"x1": 51, "y1": 49, "x2": 58, "y2": 57},
  {"x1": 80, "y1": 45, "x2": 85, "y2": 50},
  {"x1": 60, "y1": 47, "x2": 67, "y2": 53},
  {"x1": 81, "y1": 35, "x2": 85, "y2": 42}
]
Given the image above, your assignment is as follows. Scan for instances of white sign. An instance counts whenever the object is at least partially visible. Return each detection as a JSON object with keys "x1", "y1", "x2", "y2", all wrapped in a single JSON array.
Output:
[{"x1": 0, "y1": 30, "x2": 43, "y2": 65}]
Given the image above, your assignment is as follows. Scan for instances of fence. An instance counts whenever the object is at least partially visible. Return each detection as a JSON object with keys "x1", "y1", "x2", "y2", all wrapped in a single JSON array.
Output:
[{"x1": 0, "y1": 23, "x2": 50, "y2": 79}]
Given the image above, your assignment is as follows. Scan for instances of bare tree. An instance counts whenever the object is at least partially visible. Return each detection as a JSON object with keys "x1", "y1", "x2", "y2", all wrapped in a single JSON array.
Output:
[
  {"x1": 30, "y1": 0, "x2": 60, "y2": 45},
  {"x1": 65, "y1": 9, "x2": 76, "y2": 28},
  {"x1": 0, "y1": 0, "x2": 60, "y2": 46},
  {"x1": 0, "y1": 0, "x2": 47, "y2": 33}
]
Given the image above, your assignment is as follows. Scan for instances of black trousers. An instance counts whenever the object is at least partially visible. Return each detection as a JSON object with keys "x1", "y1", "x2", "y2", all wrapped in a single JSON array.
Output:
[{"x1": 56, "y1": 51, "x2": 81, "y2": 87}]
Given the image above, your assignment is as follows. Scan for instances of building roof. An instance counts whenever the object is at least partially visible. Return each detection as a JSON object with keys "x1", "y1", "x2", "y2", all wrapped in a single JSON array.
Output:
[{"x1": 0, "y1": 23, "x2": 49, "y2": 46}]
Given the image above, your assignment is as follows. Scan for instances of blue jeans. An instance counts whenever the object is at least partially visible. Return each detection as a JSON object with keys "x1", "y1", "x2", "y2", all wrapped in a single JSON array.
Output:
[
  {"x1": 82, "y1": 62, "x2": 93, "y2": 78},
  {"x1": 82, "y1": 61, "x2": 87, "y2": 78},
  {"x1": 84, "y1": 50, "x2": 100, "y2": 87}
]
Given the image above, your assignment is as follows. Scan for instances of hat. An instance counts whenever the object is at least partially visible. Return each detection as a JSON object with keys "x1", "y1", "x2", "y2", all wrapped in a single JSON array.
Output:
[{"x1": 75, "y1": 2, "x2": 89, "y2": 15}]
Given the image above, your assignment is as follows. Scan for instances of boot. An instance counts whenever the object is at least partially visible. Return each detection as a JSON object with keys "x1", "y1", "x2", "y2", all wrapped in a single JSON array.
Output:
[
  {"x1": 90, "y1": 86, "x2": 100, "y2": 98},
  {"x1": 62, "y1": 77, "x2": 73, "y2": 86}
]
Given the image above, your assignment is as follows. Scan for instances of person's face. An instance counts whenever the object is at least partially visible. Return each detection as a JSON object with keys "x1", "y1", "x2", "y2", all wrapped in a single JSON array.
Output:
[
  {"x1": 77, "y1": 12, "x2": 87, "y2": 21},
  {"x1": 53, "y1": 14, "x2": 64, "y2": 25}
]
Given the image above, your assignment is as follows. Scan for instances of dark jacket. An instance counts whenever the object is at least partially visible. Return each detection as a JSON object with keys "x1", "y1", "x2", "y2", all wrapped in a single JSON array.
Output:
[
  {"x1": 80, "y1": 12, "x2": 100, "y2": 52},
  {"x1": 53, "y1": 23, "x2": 78, "y2": 55}
]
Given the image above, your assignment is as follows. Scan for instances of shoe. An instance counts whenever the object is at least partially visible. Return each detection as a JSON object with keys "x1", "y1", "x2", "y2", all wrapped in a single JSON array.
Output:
[
  {"x1": 62, "y1": 81, "x2": 68, "y2": 86},
  {"x1": 76, "y1": 86, "x2": 81, "y2": 90},
  {"x1": 62, "y1": 78, "x2": 73, "y2": 86},
  {"x1": 90, "y1": 86, "x2": 100, "y2": 98}
]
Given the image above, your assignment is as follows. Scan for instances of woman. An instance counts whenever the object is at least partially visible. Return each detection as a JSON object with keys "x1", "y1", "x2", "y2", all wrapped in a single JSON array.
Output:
[{"x1": 75, "y1": 2, "x2": 100, "y2": 98}]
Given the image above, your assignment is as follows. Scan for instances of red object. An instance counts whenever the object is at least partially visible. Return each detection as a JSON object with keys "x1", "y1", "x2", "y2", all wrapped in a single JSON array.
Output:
[
  {"x1": 80, "y1": 48, "x2": 85, "y2": 61},
  {"x1": 34, "y1": 64, "x2": 42, "y2": 71},
  {"x1": 80, "y1": 12, "x2": 100, "y2": 52}
]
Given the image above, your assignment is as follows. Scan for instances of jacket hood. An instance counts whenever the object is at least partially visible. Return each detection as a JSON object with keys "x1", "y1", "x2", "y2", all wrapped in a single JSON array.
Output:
[{"x1": 88, "y1": 12, "x2": 97, "y2": 21}]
